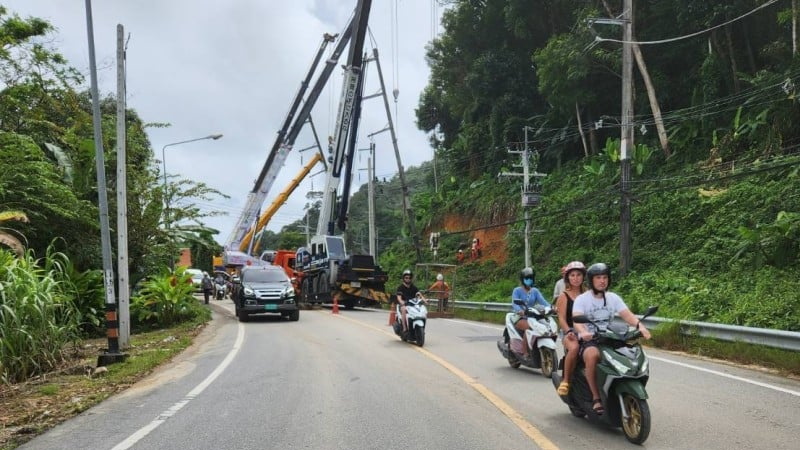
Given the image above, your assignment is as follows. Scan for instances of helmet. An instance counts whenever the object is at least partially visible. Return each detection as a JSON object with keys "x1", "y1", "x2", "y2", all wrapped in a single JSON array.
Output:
[
  {"x1": 519, "y1": 267, "x2": 535, "y2": 285},
  {"x1": 586, "y1": 263, "x2": 611, "y2": 292},
  {"x1": 436, "y1": 273, "x2": 444, "y2": 281},
  {"x1": 402, "y1": 269, "x2": 413, "y2": 280},
  {"x1": 563, "y1": 261, "x2": 586, "y2": 282}
]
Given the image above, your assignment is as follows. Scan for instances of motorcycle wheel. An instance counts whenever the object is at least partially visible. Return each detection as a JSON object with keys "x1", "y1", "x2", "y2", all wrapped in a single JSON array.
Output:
[
  {"x1": 621, "y1": 394, "x2": 651, "y2": 445},
  {"x1": 415, "y1": 326, "x2": 425, "y2": 347},
  {"x1": 539, "y1": 347, "x2": 557, "y2": 378},
  {"x1": 507, "y1": 342, "x2": 521, "y2": 369}
]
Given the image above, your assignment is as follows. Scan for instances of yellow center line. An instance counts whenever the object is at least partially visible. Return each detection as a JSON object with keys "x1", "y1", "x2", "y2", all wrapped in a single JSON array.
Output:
[{"x1": 334, "y1": 312, "x2": 559, "y2": 450}]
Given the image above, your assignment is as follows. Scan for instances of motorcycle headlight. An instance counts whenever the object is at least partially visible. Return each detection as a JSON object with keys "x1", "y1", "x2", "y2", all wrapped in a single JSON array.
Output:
[
  {"x1": 244, "y1": 287, "x2": 254, "y2": 297},
  {"x1": 603, "y1": 350, "x2": 631, "y2": 374}
]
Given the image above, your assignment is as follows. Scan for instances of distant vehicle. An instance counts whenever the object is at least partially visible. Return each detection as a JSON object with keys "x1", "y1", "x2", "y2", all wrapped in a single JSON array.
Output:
[
  {"x1": 185, "y1": 268, "x2": 204, "y2": 292},
  {"x1": 234, "y1": 265, "x2": 299, "y2": 322}
]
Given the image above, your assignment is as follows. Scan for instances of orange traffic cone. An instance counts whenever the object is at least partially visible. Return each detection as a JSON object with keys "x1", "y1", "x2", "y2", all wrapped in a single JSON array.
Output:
[
  {"x1": 332, "y1": 295, "x2": 340, "y2": 314},
  {"x1": 388, "y1": 308, "x2": 396, "y2": 326}
]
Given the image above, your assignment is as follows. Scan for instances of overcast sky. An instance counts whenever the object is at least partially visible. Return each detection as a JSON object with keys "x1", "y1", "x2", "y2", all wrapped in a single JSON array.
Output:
[{"x1": 5, "y1": 0, "x2": 443, "y2": 243}]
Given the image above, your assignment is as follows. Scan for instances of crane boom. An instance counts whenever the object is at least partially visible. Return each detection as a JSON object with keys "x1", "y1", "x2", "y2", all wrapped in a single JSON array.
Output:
[
  {"x1": 316, "y1": 0, "x2": 372, "y2": 236},
  {"x1": 238, "y1": 152, "x2": 323, "y2": 253},
  {"x1": 226, "y1": 21, "x2": 354, "y2": 250}
]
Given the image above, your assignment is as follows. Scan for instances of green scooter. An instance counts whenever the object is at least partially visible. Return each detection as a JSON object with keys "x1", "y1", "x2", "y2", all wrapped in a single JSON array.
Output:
[{"x1": 552, "y1": 306, "x2": 658, "y2": 444}]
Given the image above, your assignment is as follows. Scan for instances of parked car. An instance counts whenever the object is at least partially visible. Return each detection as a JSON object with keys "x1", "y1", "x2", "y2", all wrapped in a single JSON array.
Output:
[
  {"x1": 234, "y1": 266, "x2": 299, "y2": 322},
  {"x1": 185, "y1": 268, "x2": 204, "y2": 292}
]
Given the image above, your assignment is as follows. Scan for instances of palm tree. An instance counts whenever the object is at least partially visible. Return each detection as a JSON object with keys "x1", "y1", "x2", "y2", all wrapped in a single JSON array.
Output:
[{"x1": 0, "y1": 210, "x2": 29, "y2": 257}]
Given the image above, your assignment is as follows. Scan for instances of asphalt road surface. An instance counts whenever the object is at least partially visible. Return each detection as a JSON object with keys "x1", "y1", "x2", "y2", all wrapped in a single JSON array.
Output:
[{"x1": 21, "y1": 301, "x2": 800, "y2": 449}]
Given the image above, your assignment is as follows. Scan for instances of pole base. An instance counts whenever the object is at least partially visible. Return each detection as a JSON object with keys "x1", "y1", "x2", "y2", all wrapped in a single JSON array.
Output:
[{"x1": 97, "y1": 350, "x2": 129, "y2": 367}]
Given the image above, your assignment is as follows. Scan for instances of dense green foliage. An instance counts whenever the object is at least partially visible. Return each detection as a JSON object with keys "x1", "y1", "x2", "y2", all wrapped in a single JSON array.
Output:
[
  {"x1": 0, "y1": 248, "x2": 84, "y2": 383},
  {"x1": 130, "y1": 268, "x2": 210, "y2": 328},
  {"x1": 0, "y1": 7, "x2": 230, "y2": 308},
  {"x1": 390, "y1": 0, "x2": 800, "y2": 330}
]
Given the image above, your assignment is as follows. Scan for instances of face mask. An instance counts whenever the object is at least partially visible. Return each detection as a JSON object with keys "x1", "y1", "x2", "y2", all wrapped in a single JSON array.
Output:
[{"x1": 523, "y1": 278, "x2": 534, "y2": 287}]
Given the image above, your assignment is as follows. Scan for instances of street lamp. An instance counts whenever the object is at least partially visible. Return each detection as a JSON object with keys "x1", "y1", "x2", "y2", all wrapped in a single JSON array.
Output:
[{"x1": 162, "y1": 133, "x2": 223, "y2": 269}]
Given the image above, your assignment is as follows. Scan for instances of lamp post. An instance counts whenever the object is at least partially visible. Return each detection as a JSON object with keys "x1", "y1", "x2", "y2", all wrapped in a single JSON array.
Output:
[{"x1": 162, "y1": 133, "x2": 223, "y2": 269}]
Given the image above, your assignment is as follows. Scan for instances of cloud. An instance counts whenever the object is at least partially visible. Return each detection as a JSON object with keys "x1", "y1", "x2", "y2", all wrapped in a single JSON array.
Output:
[{"x1": 5, "y1": 0, "x2": 442, "y2": 243}]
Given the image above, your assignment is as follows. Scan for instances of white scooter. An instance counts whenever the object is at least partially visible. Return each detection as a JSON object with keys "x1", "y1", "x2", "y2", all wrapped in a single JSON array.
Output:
[
  {"x1": 214, "y1": 281, "x2": 227, "y2": 300},
  {"x1": 496, "y1": 300, "x2": 559, "y2": 377},
  {"x1": 392, "y1": 295, "x2": 428, "y2": 347}
]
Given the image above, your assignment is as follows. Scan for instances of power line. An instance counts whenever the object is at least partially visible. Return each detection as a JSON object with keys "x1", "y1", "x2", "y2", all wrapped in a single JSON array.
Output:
[{"x1": 595, "y1": 0, "x2": 782, "y2": 46}]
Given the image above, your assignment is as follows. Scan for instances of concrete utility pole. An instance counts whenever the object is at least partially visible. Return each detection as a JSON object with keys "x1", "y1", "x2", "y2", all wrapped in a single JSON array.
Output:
[
  {"x1": 620, "y1": 0, "x2": 634, "y2": 276},
  {"x1": 85, "y1": 0, "x2": 126, "y2": 365},
  {"x1": 115, "y1": 24, "x2": 130, "y2": 349},
  {"x1": 367, "y1": 146, "x2": 376, "y2": 257},
  {"x1": 498, "y1": 128, "x2": 546, "y2": 269}
]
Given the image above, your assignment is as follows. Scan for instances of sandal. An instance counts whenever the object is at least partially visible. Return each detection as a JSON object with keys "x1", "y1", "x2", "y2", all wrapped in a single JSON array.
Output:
[
  {"x1": 592, "y1": 398, "x2": 605, "y2": 415},
  {"x1": 557, "y1": 381, "x2": 570, "y2": 396}
]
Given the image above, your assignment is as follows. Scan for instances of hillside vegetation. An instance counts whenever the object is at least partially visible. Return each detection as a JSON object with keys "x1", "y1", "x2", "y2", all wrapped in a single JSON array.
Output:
[{"x1": 293, "y1": 0, "x2": 800, "y2": 331}]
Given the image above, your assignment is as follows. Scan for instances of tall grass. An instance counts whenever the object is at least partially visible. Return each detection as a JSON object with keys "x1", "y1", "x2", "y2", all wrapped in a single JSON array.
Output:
[{"x1": 0, "y1": 249, "x2": 81, "y2": 383}]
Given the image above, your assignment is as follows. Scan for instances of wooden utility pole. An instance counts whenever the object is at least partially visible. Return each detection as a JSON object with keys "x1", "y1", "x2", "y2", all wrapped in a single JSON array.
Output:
[{"x1": 620, "y1": 0, "x2": 634, "y2": 276}]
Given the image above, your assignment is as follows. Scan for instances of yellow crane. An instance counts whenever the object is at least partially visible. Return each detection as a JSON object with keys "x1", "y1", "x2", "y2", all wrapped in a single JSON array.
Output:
[{"x1": 239, "y1": 152, "x2": 323, "y2": 253}]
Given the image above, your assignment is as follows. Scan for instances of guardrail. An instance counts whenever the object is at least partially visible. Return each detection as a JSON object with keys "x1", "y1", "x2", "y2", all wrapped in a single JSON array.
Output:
[{"x1": 446, "y1": 300, "x2": 800, "y2": 352}]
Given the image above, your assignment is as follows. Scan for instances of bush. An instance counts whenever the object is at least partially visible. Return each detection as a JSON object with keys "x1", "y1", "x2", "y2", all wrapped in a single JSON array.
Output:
[{"x1": 130, "y1": 268, "x2": 210, "y2": 329}]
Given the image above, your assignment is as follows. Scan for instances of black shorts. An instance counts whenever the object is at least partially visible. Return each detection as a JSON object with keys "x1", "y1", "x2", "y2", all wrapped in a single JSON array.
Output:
[{"x1": 578, "y1": 339, "x2": 598, "y2": 358}]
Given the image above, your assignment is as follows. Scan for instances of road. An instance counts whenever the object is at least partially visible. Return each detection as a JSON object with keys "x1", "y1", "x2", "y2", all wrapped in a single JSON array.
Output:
[{"x1": 21, "y1": 301, "x2": 800, "y2": 449}]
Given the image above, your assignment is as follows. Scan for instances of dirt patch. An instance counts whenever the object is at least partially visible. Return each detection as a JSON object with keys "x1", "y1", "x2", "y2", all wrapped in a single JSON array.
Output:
[{"x1": 441, "y1": 213, "x2": 509, "y2": 265}]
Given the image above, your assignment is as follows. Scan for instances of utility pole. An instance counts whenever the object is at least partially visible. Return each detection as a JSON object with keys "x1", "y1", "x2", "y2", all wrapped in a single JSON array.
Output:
[
  {"x1": 368, "y1": 47, "x2": 422, "y2": 262},
  {"x1": 498, "y1": 128, "x2": 546, "y2": 268},
  {"x1": 85, "y1": 0, "x2": 126, "y2": 365},
  {"x1": 367, "y1": 145, "x2": 376, "y2": 257},
  {"x1": 115, "y1": 24, "x2": 130, "y2": 349},
  {"x1": 620, "y1": 0, "x2": 634, "y2": 276},
  {"x1": 358, "y1": 143, "x2": 377, "y2": 256}
]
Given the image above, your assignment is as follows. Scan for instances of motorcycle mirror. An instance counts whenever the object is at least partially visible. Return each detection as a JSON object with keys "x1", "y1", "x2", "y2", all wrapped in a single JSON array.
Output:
[
  {"x1": 512, "y1": 299, "x2": 526, "y2": 306},
  {"x1": 642, "y1": 305, "x2": 659, "y2": 317}
]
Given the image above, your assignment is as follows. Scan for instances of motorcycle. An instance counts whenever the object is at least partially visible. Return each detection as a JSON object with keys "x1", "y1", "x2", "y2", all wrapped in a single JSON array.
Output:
[
  {"x1": 497, "y1": 300, "x2": 559, "y2": 377},
  {"x1": 392, "y1": 295, "x2": 428, "y2": 347},
  {"x1": 214, "y1": 281, "x2": 227, "y2": 300},
  {"x1": 551, "y1": 305, "x2": 658, "y2": 445}
]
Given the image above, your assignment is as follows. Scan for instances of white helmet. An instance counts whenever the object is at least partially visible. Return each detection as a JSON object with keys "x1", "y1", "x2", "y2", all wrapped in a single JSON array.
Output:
[{"x1": 436, "y1": 273, "x2": 443, "y2": 281}]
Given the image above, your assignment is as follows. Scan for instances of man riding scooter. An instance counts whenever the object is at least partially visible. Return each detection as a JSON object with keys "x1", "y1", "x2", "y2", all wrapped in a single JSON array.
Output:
[{"x1": 572, "y1": 263, "x2": 652, "y2": 415}]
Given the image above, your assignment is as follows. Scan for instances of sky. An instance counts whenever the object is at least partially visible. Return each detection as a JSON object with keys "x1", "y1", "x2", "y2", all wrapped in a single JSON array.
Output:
[{"x1": 4, "y1": 0, "x2": 444, "y2": 243}]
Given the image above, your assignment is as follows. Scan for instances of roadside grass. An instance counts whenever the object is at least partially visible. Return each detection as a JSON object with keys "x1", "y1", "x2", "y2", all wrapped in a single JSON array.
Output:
[
  {"x1": 450, "y1": 308, "x2": 800, "y2": 378},
  {"x1": 0, "y1": 315, "x2": 209, "y2": 450}
]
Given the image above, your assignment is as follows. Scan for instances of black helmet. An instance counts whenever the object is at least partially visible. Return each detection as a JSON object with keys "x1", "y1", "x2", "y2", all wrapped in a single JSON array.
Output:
[
  {"x1": 586, "y1": 263, "x2": 611, "y2": 292},
  {"x1": 519, "y1": 267, "x2": 535, "y2": 285},
  {"x1": 402, "y1": 269, "x2": 413, "y2": 280}
]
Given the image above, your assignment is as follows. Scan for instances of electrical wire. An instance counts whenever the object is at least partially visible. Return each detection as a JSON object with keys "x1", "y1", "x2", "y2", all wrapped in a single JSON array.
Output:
[{"x1": 595, "y1": 0, "x2": 783, "y2": 46}]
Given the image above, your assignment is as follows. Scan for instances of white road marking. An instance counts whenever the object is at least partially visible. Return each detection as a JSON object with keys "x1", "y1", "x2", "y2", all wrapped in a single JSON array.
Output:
[
  {"x1": 111, "y1": 322, "x2": 245, "y2": 450},
  {"x1": 649, "y1": 355, "x2": 800, "y2": 397}
]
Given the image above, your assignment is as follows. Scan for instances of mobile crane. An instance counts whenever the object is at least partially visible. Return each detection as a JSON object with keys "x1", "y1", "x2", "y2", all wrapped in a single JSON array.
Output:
[
  {"x1": 295, "y1": 0, "x2": 389, "y2": 308},
  {"x1": 223, "y1": 15, "x2": 354, "y2": 267}
]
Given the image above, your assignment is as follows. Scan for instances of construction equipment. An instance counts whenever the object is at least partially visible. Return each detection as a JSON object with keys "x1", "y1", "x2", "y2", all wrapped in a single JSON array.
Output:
[
  {"x1": 296, "y1": 0, "x2": 389, "y2": 308},
  {"x1": 224, "y1": 20, "x2": 353, "y2": 257}
]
